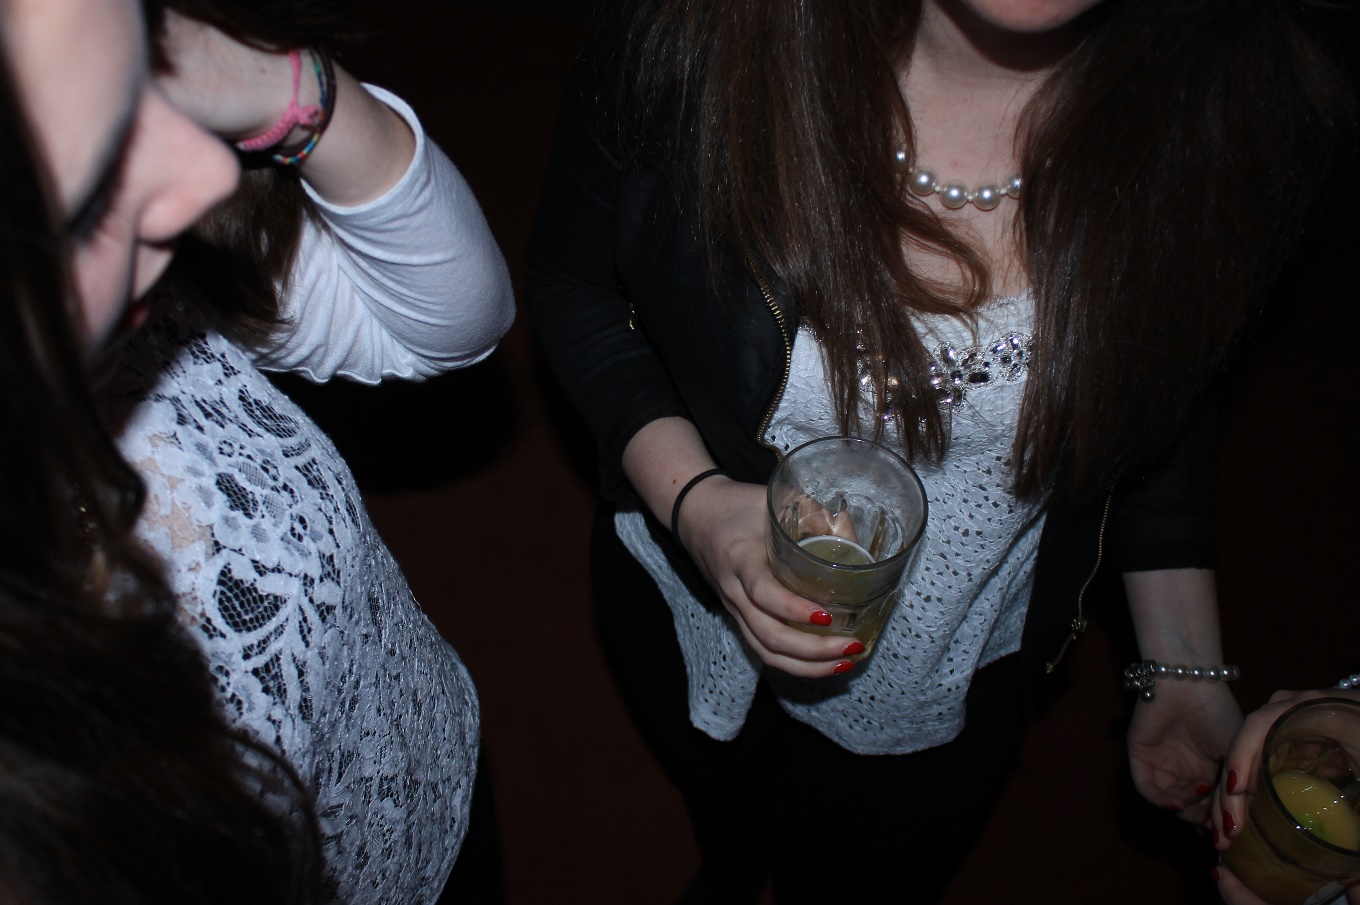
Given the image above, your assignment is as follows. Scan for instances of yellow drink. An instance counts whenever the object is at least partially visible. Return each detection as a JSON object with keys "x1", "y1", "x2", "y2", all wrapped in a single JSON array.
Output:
[
  {"x1": 1274, "y1": 770, "x2": 1360, "y2": 850},
  {"x1": 786, "y1": 535, "x2": 894, "y2": 656},
  {"x1": 1225, "y1": 769, "x2": 1360, "y2": 904},
  {"x1": 798, "y1": 535, "x2": 873, "y2": 566}
]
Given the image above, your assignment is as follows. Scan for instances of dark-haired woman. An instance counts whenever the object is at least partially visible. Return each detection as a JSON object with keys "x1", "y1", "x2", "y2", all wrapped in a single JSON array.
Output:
[
  {"x1": 3, "y1": 0, "x2": 514, "y2": 901},
  {"x1": 110, "y1": 8, "x2": 513, "y2": 902},
  {"x1": 1, "y1": 1, "x2": 319, "y2": 901},
  {"x1": 525, "y1": 0, "x2": 1353, "y2": 900}
]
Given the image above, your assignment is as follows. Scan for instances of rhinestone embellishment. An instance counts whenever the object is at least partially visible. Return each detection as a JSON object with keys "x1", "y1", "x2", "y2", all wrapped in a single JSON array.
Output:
[
  {"x1": 929, "y1": 331, "x2": 1031, "y2": 409},
  {"x1": 860, "y1": 330, "x2": 1033, "y2": 418}
]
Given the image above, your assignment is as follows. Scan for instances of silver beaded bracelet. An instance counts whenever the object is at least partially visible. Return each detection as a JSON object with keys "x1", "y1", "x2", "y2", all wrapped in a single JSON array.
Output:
[
  {"x1": 1122, "y1": 659, "x2": 1241, "y2": 701},
  {"x1": 1336, "y1": 673, "x2": 1360, "y2": 690}
]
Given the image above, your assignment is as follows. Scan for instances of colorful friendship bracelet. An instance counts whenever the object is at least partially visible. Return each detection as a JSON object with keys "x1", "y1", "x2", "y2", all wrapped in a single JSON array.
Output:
[
  {"x1": 234, "y1": 49, "x2": 322, "y2": 153},
  {"x1": 272, "y1": 50, "x2": 337, "y2": 168},
  {"x1": 232, "y1": 48, "x2": 337, "y2": 168}
]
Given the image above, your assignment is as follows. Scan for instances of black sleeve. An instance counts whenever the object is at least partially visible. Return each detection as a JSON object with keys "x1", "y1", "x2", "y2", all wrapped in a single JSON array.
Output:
[
  {"x1": 523, "y1": 34, "x2": 692, "y2": 505},
  {"x1": 1108, "y1": 393, "x2": 1221, "y2": 573}
]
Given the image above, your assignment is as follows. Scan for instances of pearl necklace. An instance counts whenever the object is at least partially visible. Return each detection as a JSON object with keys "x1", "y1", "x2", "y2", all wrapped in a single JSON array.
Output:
[{"x1": 894, "y1": 149, "x2": 1022, "y2": 212}]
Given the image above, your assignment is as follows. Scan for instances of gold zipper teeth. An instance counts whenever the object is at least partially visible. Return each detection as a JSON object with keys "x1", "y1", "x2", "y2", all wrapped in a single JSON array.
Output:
[
  {"x1": 1045, "y1": 491, "x2": 1114, "y2": 674},
  {"x1": 747, "y1": 262, "x2": 793, "y2": 455}
]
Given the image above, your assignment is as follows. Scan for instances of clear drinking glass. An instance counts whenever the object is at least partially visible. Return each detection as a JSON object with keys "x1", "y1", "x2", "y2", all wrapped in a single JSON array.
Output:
[
  {"x1": 1223, "y1": 698, "x2": 1360, "y2": 905},
  {"x1": 765, "y1": 437, "x2": 927, "y2": 661}
]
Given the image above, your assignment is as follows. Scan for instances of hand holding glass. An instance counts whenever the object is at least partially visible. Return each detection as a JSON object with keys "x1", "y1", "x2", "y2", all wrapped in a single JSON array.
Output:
[
  {"x1": 765, "y1": 437, "x2": 927, "y2": 662},
  {"x1": 1223, "y1": 698, "x2": 1360, "y2": 905}
]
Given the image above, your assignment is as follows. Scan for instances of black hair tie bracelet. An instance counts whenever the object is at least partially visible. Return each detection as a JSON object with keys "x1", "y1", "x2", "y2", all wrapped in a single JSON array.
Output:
[{"x1": 670, "y1": 468, "x2": 729, "y2": 542}]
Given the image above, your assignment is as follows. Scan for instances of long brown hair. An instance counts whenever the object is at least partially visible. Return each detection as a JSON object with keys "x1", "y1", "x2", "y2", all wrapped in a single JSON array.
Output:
[
  {"x1": 0, "y1": 20, "x2": 320, "y2": 902},
  {"x1": 622, "y1": 0, "x2": 1353, "y2": 502}
]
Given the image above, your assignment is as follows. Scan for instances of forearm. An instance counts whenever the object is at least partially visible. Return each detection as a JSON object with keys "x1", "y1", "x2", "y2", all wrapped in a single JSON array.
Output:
[
  {"x1": 256, "y1": 87, "x2": 512, "y2": 382},
  {"x1": 1124, "y1": 567, "x2": 1242, "y2": 818},
  {"x1": 296, "y1": 66, "x2": 415, "y2": 206},
  {"x1": 621, "y1": 417, "x2": 720, "y2": 529},
  {"x1": 156, "y1": 14, "x2": 415, "y2": 205},
  {"x1": 1124, "y1": 567, "x2": 1224, "y2": 664}
]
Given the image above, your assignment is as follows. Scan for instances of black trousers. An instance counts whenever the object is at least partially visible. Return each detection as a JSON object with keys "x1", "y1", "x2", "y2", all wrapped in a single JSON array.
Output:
[{"x1": 592, "y1": 507, "x2": 1028, "y2": 905}]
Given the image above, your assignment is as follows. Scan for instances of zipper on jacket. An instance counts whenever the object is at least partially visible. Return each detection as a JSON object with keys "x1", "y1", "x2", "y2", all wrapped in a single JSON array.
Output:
[
  {"x1": 746, "y1": 259, "x2": 793, "y2": 454},
  {"x1": 1045, "y1": 491, "x2": 1114, "y2": 674}
]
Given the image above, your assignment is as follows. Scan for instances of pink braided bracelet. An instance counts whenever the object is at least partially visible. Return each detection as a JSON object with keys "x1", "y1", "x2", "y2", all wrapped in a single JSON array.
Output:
[{"x1": 235, "y1": 49, "x2": 321, "y2": 153}]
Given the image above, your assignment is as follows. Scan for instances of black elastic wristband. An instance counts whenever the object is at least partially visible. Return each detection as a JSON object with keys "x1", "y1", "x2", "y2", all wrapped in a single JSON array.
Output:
[{"x1": 670, "y1": 468, "x2": 728, "y2": 541}]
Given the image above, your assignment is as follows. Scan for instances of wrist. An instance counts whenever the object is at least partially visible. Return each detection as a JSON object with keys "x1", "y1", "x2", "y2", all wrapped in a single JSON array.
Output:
[
  {"x1": 1123, "y1": 658, "x2": 1239, "y2": 702},
  {"x1": 671, "y1": 468, "x2": 729, "y2": 548},
  {"x1": 235, "y1": 49, "x2": 333, "y2": 162}
]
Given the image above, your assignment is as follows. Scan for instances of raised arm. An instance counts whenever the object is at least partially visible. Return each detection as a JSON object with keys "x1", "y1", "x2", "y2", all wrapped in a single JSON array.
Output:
[{"x1": 156, "y1": 12, "x2": 513, "y2": 383}]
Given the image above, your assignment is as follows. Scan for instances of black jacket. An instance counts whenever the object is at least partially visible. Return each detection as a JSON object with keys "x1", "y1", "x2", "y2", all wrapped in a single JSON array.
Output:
[{"x1": 524, "y1": 41, "x2": 1219, "y2": 694}]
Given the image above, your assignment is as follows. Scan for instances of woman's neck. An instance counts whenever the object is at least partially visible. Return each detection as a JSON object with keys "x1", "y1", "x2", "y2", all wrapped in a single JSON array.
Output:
[
  {"x1": 903, "y1": 1, "x2": 1084, "y2": 170},
  {"x1": 898, "y1": 0, "x2": 1092, "y2": 298}
]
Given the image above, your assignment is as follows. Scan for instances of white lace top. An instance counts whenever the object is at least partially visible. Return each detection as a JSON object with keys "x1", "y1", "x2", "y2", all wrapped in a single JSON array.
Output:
[
  {"x1": 617, "y1": 293, "x2": 1045, "y2": 755},
  {"x1": 100, "y1": 87, "x2": 514, "y2": 903}
]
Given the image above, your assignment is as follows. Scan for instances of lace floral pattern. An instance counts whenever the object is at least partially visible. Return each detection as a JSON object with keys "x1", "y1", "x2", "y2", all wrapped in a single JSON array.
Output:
[{"x1": 102, "y1": 292, "x2": 478, "y2": 904}]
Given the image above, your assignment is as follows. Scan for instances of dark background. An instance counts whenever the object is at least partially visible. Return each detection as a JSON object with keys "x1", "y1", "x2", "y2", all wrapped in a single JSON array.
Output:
[{"x1": 273, "y1": 2, "x2": 1360, "y2": 902}]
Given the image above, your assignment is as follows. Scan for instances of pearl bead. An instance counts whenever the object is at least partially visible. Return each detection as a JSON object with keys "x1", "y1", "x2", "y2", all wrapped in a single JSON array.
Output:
[
  {"x1": 908, "y1": 168, "x2": 936, "y2": 196},
  {"x1": 973, "y1": 184, "x2": 1002, "y2": 211},
  {"x1": 896, "y1": 153, "x2": 1018, "y2": 212},
  {"x1": 939, "y1": 182, "x2": 970, "y2": 210}
]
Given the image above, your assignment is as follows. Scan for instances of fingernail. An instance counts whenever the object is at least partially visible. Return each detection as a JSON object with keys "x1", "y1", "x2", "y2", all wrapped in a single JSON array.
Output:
[
  {"x1": 1223, "y1": 811, "x2": 1237, "y2": 836},
  {"x1": 810, "y1": 611, "x2": 833, "y2": 627},
  {"x1": 842, "y1": 641, "x2": 866, "y2": 656},
  {"x1": 1211, "y1": 867, "x2": 1221, "y2": 885},
  {"x1": 1211, "y1": 827, "x2": 1220, "y2": 846},
  {"x1": 1226, "y1": 770, "x2": 1239, "y2": 794},
  {"x1": 832, "y1": 661, "x2": 855, "y2": 675},
  {"x1": 1195, "y1": 783, "x2": 1212, "y2": 798}
]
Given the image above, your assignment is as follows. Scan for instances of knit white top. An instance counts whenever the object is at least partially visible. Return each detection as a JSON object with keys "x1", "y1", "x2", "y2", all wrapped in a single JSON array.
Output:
[
  {"x1": 101, "y1": 87, "x2": 514, "y2": 903},
  {"x1": 616, "y1": 293, "x2": 1045, "y2": 755}
]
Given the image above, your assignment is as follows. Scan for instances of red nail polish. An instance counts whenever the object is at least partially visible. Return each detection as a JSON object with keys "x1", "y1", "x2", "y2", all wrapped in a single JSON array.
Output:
[
  {"x1": 842, "y1": 641, "x2": 866, "y2": 656},
  {"x1": 1211, "y1": 868, "x2": 1221, "y2": 885},
  {"x1": 1195, "y1": 783, "x2": 1212, "y2": 798},
  {"x1": 1223, "y1": 811, "x2": 1237, "y2": 836},
  {"x1": 1211, "y1": 827, "x2": 1220, "y2": 846},
  {"x1": 1226, "y1": 770, "x2": 1239, "y2": 794},
  {"x1": 810, "y1": 611, "x2": 833, "y2": 627},
  {"x1": 832, "y1": 661, "x2": 855, "y2": 675}
]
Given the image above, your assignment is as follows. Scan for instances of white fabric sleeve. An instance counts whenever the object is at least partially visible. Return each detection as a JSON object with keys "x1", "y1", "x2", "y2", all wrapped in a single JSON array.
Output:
[{"x1": 252, "y1": 84, "x2": 515, "y2": 384}]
